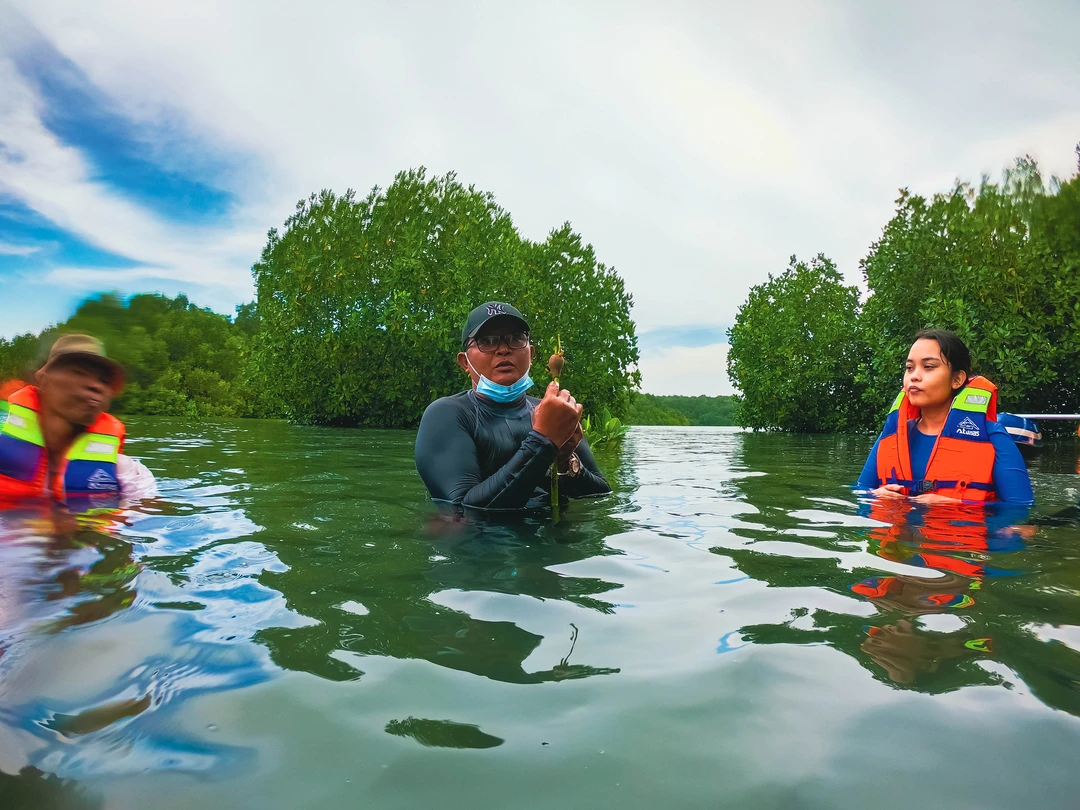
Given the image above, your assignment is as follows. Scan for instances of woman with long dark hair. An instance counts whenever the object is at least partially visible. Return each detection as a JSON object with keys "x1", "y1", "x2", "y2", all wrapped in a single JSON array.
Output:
[{"x1": 857, "y1": 329, "x2": 1033, "y2": 504}]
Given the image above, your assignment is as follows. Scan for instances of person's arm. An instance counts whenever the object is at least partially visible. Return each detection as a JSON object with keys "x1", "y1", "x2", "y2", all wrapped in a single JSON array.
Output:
[
  {"x1": 117, "y1": 454, "x2": 158, "y2": 500},
  {"x1": 557, "y1": 435, "x2": 611, "y2": 498},
  {"x1": 854, "y1": 438, "x2": 882, "y2": 492},
  {"x1": 414, "y1": 398, "x2": 557, "y2": 509},
  {"x1": 988, "y1": 426, "x2": 1034, "y2": 505}
]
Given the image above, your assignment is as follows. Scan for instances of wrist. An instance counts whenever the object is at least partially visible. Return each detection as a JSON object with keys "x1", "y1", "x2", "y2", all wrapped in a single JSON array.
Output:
[
  {"x1": 558, "y1": 453, "x2": 583, "y2": 478},
  {"x1": 529, "y1": 429, "x2": 559, "y2": 452}
]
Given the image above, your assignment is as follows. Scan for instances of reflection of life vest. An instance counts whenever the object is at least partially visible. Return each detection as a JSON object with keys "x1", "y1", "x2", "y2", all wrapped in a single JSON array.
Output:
[
  {"x1": 865, "y1": 499, "x2": 995, "y2": 578},
  {"x1": 850, "y1": 575, "x2": 976, "y2": 609},
  {"x1": 875, "y1": 376, "x2": 998, "y2": 502},
  {"x1": 0, "y1": 385, "x2": 125, "y2": 502}
]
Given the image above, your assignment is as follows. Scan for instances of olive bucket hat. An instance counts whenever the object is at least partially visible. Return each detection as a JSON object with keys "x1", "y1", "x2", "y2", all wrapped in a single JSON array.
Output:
[{"x1": 42, "y1": 334, "x2": 126, "y2": 395}]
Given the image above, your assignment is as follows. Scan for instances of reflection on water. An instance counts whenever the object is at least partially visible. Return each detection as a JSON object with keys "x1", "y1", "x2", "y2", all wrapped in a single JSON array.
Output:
[
  {"x1": 384, "y1": 717, "x2": 504, "y2": 749},
  {"x1": 1, "y1": 420, "x2": 1079, "y2": 809},
  {"x1": 0, "y1": 765, "x2": 102, "y2": 809},
  {"x1": 724, "y1": 433, "x2": 1080, "y2": 713}
]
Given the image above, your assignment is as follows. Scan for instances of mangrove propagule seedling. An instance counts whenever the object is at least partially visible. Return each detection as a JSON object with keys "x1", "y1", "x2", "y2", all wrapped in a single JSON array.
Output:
[{"x1": 548, "y1": 335, "x2": 564, "y2": 522}]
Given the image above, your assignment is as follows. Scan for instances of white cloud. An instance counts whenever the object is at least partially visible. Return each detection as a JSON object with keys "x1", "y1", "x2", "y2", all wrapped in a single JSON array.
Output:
[
  {"x1": 0, "y1": 54, "x2": 262, "y2": 303},
  {"x1": 2, "y1": 0, "x2": 1079, "y2": 394},
  {"x1": 0, "y1": 241, "x2": 41, "y2": 256},
  {"x1": 638, "y1": 343, "x2": 736, "y2": 397}
]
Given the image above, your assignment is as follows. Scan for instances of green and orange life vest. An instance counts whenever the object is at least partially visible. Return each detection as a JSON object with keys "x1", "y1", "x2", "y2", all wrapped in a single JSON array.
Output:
[
  {"x1": 874, "y1": 376, "x2": 998, "y2": 502},
  {"x1": 0, "y1": 385, "x2": 125, "y2": 503}
]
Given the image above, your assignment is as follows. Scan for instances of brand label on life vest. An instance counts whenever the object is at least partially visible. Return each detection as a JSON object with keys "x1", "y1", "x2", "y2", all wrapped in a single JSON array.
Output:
[
  {"x1": 965, "y1": 394, "x2": 988, "y2": 405},
  {"x1": 87, "y1": 468, "x2": 119, "y2": 491},
  {"x1": 957, "y1": 416, "x2": 981, "y2": 437}
]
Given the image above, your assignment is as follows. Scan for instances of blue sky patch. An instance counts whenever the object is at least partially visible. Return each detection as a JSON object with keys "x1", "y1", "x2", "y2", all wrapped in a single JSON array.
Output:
[
  {"x1": 638, "y1": 325, "x2": 731, "y2": 351},
  {"x1": 10, "y1": 33, "x2": 239, "y2": 226},
  {"x1": 0, "y1": 198, "x2": 140, "y2": 270}
]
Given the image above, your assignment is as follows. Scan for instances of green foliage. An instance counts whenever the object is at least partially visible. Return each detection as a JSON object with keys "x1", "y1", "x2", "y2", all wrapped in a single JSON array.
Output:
[
  {"x1": 0, "y1": 331, "x2": 42, "y2": 384},
  {"x1": 0, "y1": 293, "x2": 263, "y2": 418},
  {"x1": 860, "y1": 156, "x2": 1080, "y2": 419},
  {"x1": 729, "y1": 150, "x2": 1080, "y2": 434},
  {"x1": 582, "y1": 408, "x2": 630, "y2": 448},
  {"x1": 727, "y1": 254, "x2": 868, "y2": 432},
  {"x1": 627, "y1": 393, "x2": 738, "y2": 426},
  {"x1": 625, "y1": 393, "x2": 691, "y2": 426},
  {"x1": 250, "y1": 168, "x2": 640, "y2": 427}
]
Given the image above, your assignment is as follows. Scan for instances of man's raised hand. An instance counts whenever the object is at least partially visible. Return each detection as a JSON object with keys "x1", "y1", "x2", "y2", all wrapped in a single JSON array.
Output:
[{"x1": 533, "y1": 380, "x2": 583, "y2": 447}]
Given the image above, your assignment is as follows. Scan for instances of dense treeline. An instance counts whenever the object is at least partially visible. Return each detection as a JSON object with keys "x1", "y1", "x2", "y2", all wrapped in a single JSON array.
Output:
[
  {"x1": 728, "y1": 151, "x2": 1080, "y2": 433},
  {"x1": 627, "y1": 394, "x2": 738, "y2": 426},
  {"x1": 249, "y1": 168, "x2": 639, "y2": 428},
  {"x1": 3, "y1": 170, "x2": 640, "y2": 428},
  {"x1": 0, "y1": 293, "x2": 265, "y2": 418}
]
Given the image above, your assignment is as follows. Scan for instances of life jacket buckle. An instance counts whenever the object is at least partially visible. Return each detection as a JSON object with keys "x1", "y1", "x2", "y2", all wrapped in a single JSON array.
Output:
[{"x1": 912, "y1": 480, "x2": 937, "y2": 494}]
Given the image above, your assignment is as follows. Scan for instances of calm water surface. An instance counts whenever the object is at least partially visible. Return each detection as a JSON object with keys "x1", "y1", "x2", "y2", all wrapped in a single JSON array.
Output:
[{"x1": 2, "y1": 422, "x2": 1080, "y2": 809}]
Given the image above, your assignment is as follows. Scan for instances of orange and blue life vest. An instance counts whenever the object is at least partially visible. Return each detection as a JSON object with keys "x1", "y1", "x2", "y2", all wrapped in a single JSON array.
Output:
[
  {"x1": 874, "y1": 376, "x2": 998, "y2": 502},
  {"x1": 0, "y1": 385, "x2": 125, "y2": 504}
]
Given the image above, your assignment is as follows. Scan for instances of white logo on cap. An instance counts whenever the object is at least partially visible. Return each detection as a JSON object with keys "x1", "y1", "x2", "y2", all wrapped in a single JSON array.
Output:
[
  {"x1": 956, "y1": 416, "x2": 980, "y2": 437},
  {"x1": 486, "y1": 304, "x2": 506, "y2": 316}
]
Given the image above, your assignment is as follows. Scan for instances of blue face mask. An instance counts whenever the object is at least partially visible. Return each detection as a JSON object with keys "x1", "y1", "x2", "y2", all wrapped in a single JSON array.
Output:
[{"x1": 466, "y1": 356, "x2": 533, "y2": 403}]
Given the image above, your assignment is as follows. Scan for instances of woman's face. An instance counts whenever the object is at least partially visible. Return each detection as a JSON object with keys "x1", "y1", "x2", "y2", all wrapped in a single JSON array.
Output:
[{"x1": 904, "y1": 338, "x2": 966, "y2": 409}]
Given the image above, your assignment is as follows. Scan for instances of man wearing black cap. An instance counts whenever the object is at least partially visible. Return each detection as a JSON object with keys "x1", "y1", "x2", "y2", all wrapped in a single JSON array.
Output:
[{"x1": 414, "y1": 302, "x2": 611, "y2": 509}]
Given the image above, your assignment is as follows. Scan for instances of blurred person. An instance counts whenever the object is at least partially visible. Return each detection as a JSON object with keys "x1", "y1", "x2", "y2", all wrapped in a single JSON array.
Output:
[{"x1": 0, "y1": 334, "x2": 155, "y2": 508}]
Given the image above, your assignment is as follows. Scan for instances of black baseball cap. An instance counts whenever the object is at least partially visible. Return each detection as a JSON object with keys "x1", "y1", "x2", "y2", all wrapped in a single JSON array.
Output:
[{"x1": 461, "y1": 302, "x2": 530, "y2": 346}]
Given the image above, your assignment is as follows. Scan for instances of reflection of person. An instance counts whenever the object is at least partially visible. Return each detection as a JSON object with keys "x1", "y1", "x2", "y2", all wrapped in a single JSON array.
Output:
[
  {"x1": 0, "y1": 335, "x2": 155, "y2": 506},
  {"x1": 851, "y1": 572, "x2": 977, "y2": 614},
  {"x1": 415, "y1": 302, "x2": 610, "y2": 509},
  {"x1": 861, "y1": 619, "x2": 987, "y2": 686},
  {"x1": 0, "y1": 765, "x2": 102, "y2": 809},
  {"x1": 856, "y1": 329, "x2": 1032, "y2": 504}
]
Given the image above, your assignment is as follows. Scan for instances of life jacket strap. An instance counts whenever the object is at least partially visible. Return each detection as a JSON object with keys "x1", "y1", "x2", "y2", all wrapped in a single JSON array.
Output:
[{"x1": 887, "y1": 477, "x2": 995, "y2": 494}]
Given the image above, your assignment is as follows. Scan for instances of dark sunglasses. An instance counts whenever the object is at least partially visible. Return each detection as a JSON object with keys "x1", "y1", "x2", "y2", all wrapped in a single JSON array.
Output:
[{"x1": 468, "y1": 332, "x2": 530, "y2": 353}]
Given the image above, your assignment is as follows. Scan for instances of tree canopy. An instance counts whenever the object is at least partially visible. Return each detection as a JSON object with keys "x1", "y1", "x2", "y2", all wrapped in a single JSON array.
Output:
[
  {"x1": 250, "y1": 168, "x2": 639, "y2": 428},
  {"x1": 0, "y1": 293, "x2": 260, "y2": 418},
  {"x1": 626, "y1": 394, "x2": 737, "y2": 426},
  {"x1": 727, "y1": 254, "x2": 867, "y2": 432},
  {"x1": 728, "y1": 151, "x2": 1080, "y2": 433},
  {"x1": 860, "y1": 157, "x2": 1080, "y2": 419}
]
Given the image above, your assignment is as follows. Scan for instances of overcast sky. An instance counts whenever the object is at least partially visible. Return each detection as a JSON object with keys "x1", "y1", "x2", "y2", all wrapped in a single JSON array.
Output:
[{"x1": 1, "y1": 0, "x2": 1077, "y2": 395}]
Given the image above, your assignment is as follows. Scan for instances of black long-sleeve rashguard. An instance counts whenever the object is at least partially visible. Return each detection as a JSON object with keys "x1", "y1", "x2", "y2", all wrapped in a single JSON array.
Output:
[{"x1": 414, "y1": 390, "x2": 611, "y2": 510}]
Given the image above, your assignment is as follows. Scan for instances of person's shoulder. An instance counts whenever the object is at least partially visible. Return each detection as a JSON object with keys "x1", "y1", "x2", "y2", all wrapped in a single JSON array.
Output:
[
  {"x1": 986, "y1": 420, "x2": 1026, "y2": 457},
  {"x1": 425, "y1": 390, "x2": 471, "y2": 409},
  {"x1": 0, "y1": 380, "x2": 29, "y2": 402},
  {"x1": 420, "y1": 391, "x2": 473, "y2": 422},
  {"x1": 99, "y1": 411, "x2": 126, "y2": 434}
]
